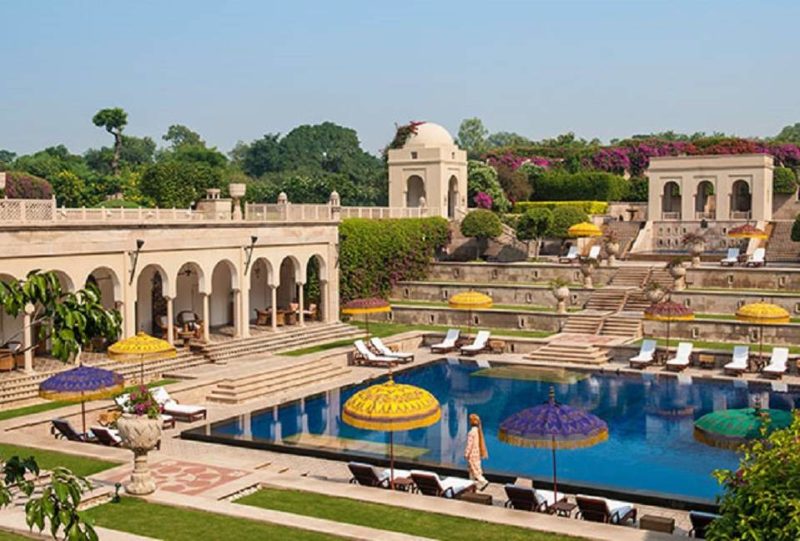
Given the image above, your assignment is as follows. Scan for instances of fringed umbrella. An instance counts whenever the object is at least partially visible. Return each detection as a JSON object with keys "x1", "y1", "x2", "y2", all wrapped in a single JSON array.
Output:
[
  {"x1": 567, "y1": 222, "x2": 603, "y2": 238},
  {"x1": 108, "y1": 332, "x2": 176, "y2": 384},
  {"x1": 735, "y1": 302, "x2": 790, "y2": 365},
  {"x1": 341, "y1": 298, "x2": 391, "y2": 338},
  {"x1": 499, "y1": 386, "x2": 608, "y2": 498},
  {"x1": 448, "y1": 291, "x2": 492, "y2": 338},
  {"x1": 39, "y1": 365, "x2": 125, "y2": 437},
  {"x1": 644, "y1": 299, "x2": 694, "y2": 358},
  {"x1": 727, "y1": 224, "x2": 768, "y2": 240},
  {"x1": 694, "y1": 405, "x2": 791, "y2": 450},
  {"x1": 342, "y1": 376, "x2": 441, "y2": 489}
]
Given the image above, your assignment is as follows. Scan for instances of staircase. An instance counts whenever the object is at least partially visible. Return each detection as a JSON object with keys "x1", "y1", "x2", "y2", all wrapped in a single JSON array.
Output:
[
  {"x1": 602, "y1": 221, "x2": 644, "y2": 259},
  {"x1": 599, "y1": 315, "x2": 642, "y2": 340},
  {"x1": 526, "y1": 341, "x2": 609, "y2": 365},
  {"x1": 610, "y1": 266, "x2": 650, "y2": 288},
  {"x1": 447, "y1": 209, "x2": 528, "y2": 262},
  {"x1": 765, "y1": 221, "x2": 799, "y2": 263},
  {"x1": 199, "y1": 322, "x2": 361, "y2": 364},
  {"x1": 561, "y1": 314, "x2": 604, "y2": 334},
  {"x1": 646, "y1": 268, "x2": 673, "y2": 289},
  {"x1": 207, "y1": 358, "x2": 352, "y2": 404},
  {"x1": 583, "y1": 289, "x2": 627, "y2": 311},
  {"x1": 622, "y1": 290, "x2": 652, "y2": 311}
]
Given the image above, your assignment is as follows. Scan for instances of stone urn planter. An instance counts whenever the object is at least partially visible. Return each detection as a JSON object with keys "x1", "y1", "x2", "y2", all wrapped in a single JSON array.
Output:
[
  {"x1": 551, "y1": 285, "x2": 570, "y2": 314},
  {"x1": 228, "y1": 183, "x2": 246, "y2": 221},
  {"x1": 668, "y1": 263, "x2": 687, "y2": 291},
  {"x1": 688, "y1": 241, "x2": 705, "y2": 268},
  {"x1": 117, "y1": 414, "x2": 162, "y2": 495},
  {"x1": 604, "y1": 241, "x2": 620, "y2": 267},
  {"x1": 644, "y1": 285, "x2": 665, "y2": 304},
  {"x1": 579, "y1": 260, "x2": 596, "y2": 289}
]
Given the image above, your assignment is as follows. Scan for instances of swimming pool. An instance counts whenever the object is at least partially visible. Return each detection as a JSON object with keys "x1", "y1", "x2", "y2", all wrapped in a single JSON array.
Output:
[{"x1": 184, "y1": 360, "x2": 798, "y2": 502}]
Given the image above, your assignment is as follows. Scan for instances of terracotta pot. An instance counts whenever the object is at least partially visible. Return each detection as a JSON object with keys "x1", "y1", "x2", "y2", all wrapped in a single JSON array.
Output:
[{"x1": 117, "y1": 414, "x2": 162, "y2": 495}]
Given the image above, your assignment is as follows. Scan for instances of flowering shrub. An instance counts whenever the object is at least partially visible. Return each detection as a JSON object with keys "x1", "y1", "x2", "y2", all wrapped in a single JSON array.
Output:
[
  {"x1": 2, "y1": 171, "x2": 53, "y2": 199},
  {"x1": 382, "y1": 121, "x2": 425, "y2": 158},
  {"x1": 124, "y1": 386, "x2": 161, "y2": 419},
  {"x1": 486, "y1": 152, "x2": 552, "y2": 171},
  {"x1": 473, "y1": 191, "x2": 493, "y2": 209},
  {"x1": 513, "y1": 201, "x2": 608, "y2": 215}
]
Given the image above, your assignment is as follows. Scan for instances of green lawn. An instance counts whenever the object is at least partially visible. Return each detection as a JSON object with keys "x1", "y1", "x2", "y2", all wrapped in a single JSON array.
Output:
[
  {"x1": 239, "y1": 488, "x2": 584, "y2": 541},
  {"x1": 390, "y1": 299, "x2": 580, "y2": 313},
  {"x1": 281, "y1": 321, "x2": 553, "y2": 357},
  {"x1": 0, "y1": 379, "x2": 179, "y2": 422},
  {"x1": 635, "y1": 338, "x2": 800, "y2": 355},
  {"x1": 86, "y1": 498, "x2": 342, "y2": 541},
  {"x1": 0, "y1": 444, "x2": 118, "y2": 477},
  {"x1": 0, "y1": 530, "x2": 33, "y2": 540}
]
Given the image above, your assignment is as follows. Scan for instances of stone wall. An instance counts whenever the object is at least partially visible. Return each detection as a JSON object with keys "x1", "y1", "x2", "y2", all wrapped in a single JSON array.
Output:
[
  {"x1": 686, "y1": 266, "x2": 800, "y2": 290},
  {"x1": 671, "y1": 290, "x2": 800, "y2": 316},
  {"x1": 392, "y1": 281, "x2": 591, "y2": 310},
  {"x1": 427, "y1": 262, "x2": 617, "y2": 287},
  {"x1": 642, "y1": 319, "x2": 800, "y2": 346},
  {"x1": 382, "y1": 305, "x2": 565, "y2": 334},
  {"x1": 772, "y1": 193, "x2": 800, "y2": 220}
]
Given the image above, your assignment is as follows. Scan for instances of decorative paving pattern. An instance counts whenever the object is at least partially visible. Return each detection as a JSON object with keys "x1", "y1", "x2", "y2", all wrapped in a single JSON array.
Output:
[{"x1": 105, "y1": 460, "x2": 249, "y2": 496}]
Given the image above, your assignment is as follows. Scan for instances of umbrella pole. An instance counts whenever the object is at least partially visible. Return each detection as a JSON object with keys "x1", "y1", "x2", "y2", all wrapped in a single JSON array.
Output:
[
  {"x1": 81, "y1": 398, "x2": 86, "y2": 438},
  {"x1": 759, "y1": 326, "x2": 764, "y2": 368},
  {"x1": 365, "y1": 314, "x2": 370, "y2": 339},
  {"x1": 665, "y1": 318, "x2": 671, "y2": 361},
  {"x1": 551, "y1": 435, "x2": 558, "y2": 500},
  {"x1": 389, "y1": 431, "x2": 395, "y2": 491}
]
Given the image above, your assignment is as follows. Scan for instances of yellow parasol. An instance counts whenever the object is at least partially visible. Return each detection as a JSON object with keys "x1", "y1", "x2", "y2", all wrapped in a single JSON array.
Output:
[
  {"x1": 644, "y1": 299, "x2": 695, "y2": 358},
  {"x1": 735, "y1": 302, "x2": 790, "y2": 366},
  {"x1": 343, "y1": 376, "x2": 441, "y2": 489},
  {"x1": 727, "y1": 224, "x2": 768, "y2": 240},
  {"x1": 448, "y1": 291, "x2": 492, "y2": 338},
  {"x1": 567, "y1": 222, "x2": 603, "y2": 238},
  {"x1": 108, "y1": 332, "x2": 177, "y2": 384},
  {"x1": 341, "y1": 298, "x2": 391, "y2": 338}
]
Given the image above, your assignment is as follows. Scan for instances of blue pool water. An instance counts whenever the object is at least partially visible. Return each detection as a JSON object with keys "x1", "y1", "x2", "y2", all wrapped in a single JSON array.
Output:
[{"x1": 195, "y1": 360, "x2": 799, "y2": 501}]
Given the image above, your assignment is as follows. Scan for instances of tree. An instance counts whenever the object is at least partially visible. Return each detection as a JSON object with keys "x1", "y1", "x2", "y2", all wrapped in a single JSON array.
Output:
[
  {"x1": 237, "y1": 134, "x2": 282, "y2": 177},
  {"x1": 774, "y1": 122, "x2": 800, "y2": 144},
  {"x1": 2, "y1": 171, "x2": 53, "y2": 199},
  {"x1": 457, "y1": 118, "x2": 488, "y2": 157},
  {"x1": 139, "y1": 161, "x2": 223, "y2": 208},
  {"x1": 460, "y1": 209, "x2": 503, "y2": 260},
  {"x1": 92, "y1": 107, "x2": 128, "y2": 175},
  {"x1": 495, "y1": 163, "x2": 532, "y2": 202},
  {"x1": 516, "y1": 207, "x2": 553, "y2": 257},
  {"x1": 708, "y1": 414, "x2": 800, "y2": 540},
  {"x1": 486, "y1": 131, "x2": 532, "y2": 148},
  {"x1": 163, "y1": 124, "x2": 203, "y2": 149},
  {"x1": 50, "y1": 171, "x2": 88, "y2": 207},
  {"x1": 0, "y1": 149, "x2": 16, "y2": 166},
  {"x1": 773, "y1": 167, "x2": 798, "y2": 194},
  {"x1": 548, "y1": 205, "x2": 588, "y2": 238},
  {"x1": 467, "y1": 160, "x2": 510, "y2": 212},
  {"x1": 791, "y1": 213, "x2": 800, "y2": 243},
  {"x1": 0, "y1": 271, "x2": 121, "y2": 362}
]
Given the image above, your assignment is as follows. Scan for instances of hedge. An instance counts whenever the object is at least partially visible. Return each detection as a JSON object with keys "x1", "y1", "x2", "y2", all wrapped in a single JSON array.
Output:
[
  {"x1": 513, "y1": 200, "x2": 608, "y2": 215},
  {"x1": 532, "y1": 170, "x2": 628, "y2": 202},
  {"x1": 1, "y1": 171, "x2": 53, "y2": 199},
  {"x1": 339, "y1": 217, "x2": 449, "y2": 303},
  {"x1": 774, "y1": 167, "x2": 798, "y2": 195}
]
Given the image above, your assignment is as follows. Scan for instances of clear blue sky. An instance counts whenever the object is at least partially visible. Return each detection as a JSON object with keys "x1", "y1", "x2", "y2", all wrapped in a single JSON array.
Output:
[{"x1": 1, "y1": 0, "x2": 798, "y2": 156}]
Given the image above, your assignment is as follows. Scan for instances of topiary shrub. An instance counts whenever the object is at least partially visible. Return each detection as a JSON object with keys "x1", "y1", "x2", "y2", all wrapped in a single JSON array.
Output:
[
  {"x1": 533, "y1": 170, "x2": 628, "y2": 201},
  {"x1": 460, "y1": 209, "x2": 503, "y2": 259},
  {"x1": 2, "y1": 171, "x2": 52, "y2": 199},
  {"x1": 791, "y1": 213, "x2": 800, "y2": 243},
  {"x1": 547, "y1": 205, "x2": 589, "y2": 237},
  {"x1": 338, "y1": 217, "x2": 449, "y2": 303},
  {"x1": 516, "y1": 207, "x2": 553, "y2": 257},
  {"x1": 773, "y1": 167, "x2": 798, "y2": 194}
]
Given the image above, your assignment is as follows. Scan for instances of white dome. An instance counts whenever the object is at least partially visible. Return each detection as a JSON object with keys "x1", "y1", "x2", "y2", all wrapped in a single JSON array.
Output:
[{"x1": 403, "y1": 122, "x2": 454, "y2": 148}]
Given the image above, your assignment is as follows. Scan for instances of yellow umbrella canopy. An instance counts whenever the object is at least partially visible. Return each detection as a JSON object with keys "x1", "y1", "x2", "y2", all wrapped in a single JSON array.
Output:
[
  {"x1": 567, "y1": 222, "x2": 602, "y2": 238},
  {"x1": 735, "y1": 302, "x2": 790, "y2": 325},
  {"x1": 341, "y1": 298, "x2": 392, "y2": 337},
  {"x1": 108, "y1": 332, "x2": 177, "y2": 383},
  {"x1": 448, "y1": 291, "x2": 493, "y2": 310},
  {"x1": 727, "y1": 224, "x2": 768, "y2": 240}
]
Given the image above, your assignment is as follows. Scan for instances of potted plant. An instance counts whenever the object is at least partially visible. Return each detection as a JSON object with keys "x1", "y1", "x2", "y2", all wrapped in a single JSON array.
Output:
[
  {"x1": 682, "y1": 231, "x2": 706, "y2": 268},
  {"x1": 603, "y1": 230, "x2": 620, "y2": 267},
  {"x1": 644, "y1": 281, "x2": 665, "y2": 303},
  {"x1": 579, "y1": 257, "x2": 599, "y2": 289},
  {"x1": 116, "y1": 386, "x2": 163, "y2": 495},
  {"x1": 666, "y1": 256, "x2": 688, "y2": 291},
  {"x1": 549, "y1": 277, "x2": 571, "y2": 314}
]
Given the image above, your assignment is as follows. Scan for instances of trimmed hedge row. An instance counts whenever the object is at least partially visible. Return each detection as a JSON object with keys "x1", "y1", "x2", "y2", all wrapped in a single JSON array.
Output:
[
  {"x1": 532, "y1": 170, "x2": 628, "y2": 202},
  {"x1": 339, "y1": 217, "x2": 450, "y2": 303},
  {"x1": 512, "y1": 200, "x2": 608, "y2": 215}
]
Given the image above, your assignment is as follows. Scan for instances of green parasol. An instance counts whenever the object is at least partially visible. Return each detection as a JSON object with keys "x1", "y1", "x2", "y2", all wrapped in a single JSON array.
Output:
[{"x1": 694, "y1": 407, "x2": 793, "y2": 450}]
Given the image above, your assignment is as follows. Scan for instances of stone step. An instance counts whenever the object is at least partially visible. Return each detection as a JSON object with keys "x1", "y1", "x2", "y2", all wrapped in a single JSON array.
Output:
[
  {"x1": 526, "y1": 343, "x2": 608, "y2": 365},
  {"x1": 215, "y1": 359, "x2": 331, "y2": 391}
]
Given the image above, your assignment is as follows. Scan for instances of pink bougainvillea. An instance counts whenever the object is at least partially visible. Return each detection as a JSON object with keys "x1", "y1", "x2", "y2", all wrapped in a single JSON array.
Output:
[{"x1": 473, "y1": 191, "x2": 493, "y2": 209}]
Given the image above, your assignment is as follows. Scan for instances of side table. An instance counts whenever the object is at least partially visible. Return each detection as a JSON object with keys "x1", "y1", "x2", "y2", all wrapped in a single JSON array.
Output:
[
  {"x1": 639, "y1": 514, "x2": 675, "y2": 534},
  {"x1": 697, "y1": 354, "x2": 716, "y2": 370},
  {"x1": 550, "y1": 500, "x2": 577, "y2": 518},
  {"x1": 488, "y1": 339, "x2": 506, "y2": 354},
  {"x1": 460, "y1": 492, "x2": 493, "y2": 505}
]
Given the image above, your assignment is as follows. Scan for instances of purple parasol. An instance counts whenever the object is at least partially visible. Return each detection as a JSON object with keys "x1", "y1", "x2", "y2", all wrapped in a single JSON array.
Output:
[{"x1": 498, "y1": 386, "x2": 608, "y2": 498}]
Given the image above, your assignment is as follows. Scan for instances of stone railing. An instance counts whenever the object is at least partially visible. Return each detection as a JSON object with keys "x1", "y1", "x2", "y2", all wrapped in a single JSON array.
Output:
[
  {"x1": 244, "y1": 203, "x2": 334, "y2": 222},
  {"x1": 339, "y1": 206, "x2": 429, "y2": 219},
  {"x1": 0, "y1": 198, "x2": 56, "y2": 222}
]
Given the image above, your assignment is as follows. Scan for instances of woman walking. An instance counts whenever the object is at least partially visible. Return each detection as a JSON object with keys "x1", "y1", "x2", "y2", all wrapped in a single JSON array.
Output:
[{"x1": 464, "y1": 413, "x2": 489, "y2": 491}]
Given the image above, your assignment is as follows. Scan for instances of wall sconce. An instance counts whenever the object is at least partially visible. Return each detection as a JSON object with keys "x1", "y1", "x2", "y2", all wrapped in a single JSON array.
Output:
[
  {"x1": 244, "y1": 235, "x2": 258, "y2": 275},
  {"x1": 128, "y1": 239, "x2": 145, "y2": 285}
]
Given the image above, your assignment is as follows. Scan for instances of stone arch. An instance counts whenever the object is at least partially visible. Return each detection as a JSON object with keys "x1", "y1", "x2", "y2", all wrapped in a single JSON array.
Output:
[
  {"x1": 447, "y1": 175, "x2": 458, "y2": 218},
  {"x1": 135, "y1": 264, "x2": 169, "y2": 336},
  {"x1": 662, "y1": 181, "x2": 681, "y2": 217},
  {"x1": 277, "y1": 256, "x2": 301, "y2": 311},
  {"x1": 174, "y1": 262, "x2": 206, "y2": 325},
  {"x1": 731, "y1": 179, "x2": 752, "y2": 215},
  {"x1": 49, "y1": 270, "x2": 76, "y2": 293},
  {"x1": 210, "y1": 260, "x2": 237, "y2": 329},
  {"x1": 406, "y1": 175, "x2": 426, "y2": 207},
  {"x1": 694, "y1": 180, "x2": 715, "y2": 218},
  {"x1": 85, "y1": 267, "x2": 121, "y2": 311},
  {"x1": 249, "y1": 257, "x2": 273, "y2": 323},
  {"x1": 304, "y1": 254, "x2": 327, "y2": 322}
]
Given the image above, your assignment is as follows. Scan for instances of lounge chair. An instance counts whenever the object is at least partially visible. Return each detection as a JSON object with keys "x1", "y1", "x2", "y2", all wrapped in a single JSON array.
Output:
[
  {"x1": 559, "y1": 245, "x2": 579, "y2": 264},
  {"x1": 51, "y1": 419, "x2": 95, "y2": 443},
  {"x1": 460, "y1": 331, "x2": 491, "y2": 356},
  {"x1": 629, "y1": 339, "x2": 657, "y2": 369},
  {"x1": 503, "y1": 484, "x2": 564, "y2": 513},
  {"x1": 370, "y1": 337, "x2": 414, "y2": 363},
  {"x1": 150, "y1": 386, "x2": 208, "y2": 422},
  {"x1": 745, "y1": 247, "x2": 765, "y2": 267},
  {"x1": 688, "y1": 510, "x2": 719, "y2": 538},
  {"x1": 762, "y1": 347, "x2": 789, "y2": 379},
  {"x1": 347, "y1": 462, "x2": 411, "y2": 488},
  {"x1": 410, "y1": 470, "x2": 475, "y2": 498},
  {"x1": 586, "y1": 245, "x2": 601, "y2": 260},
  {"x1": 720, "y1": 247, "x2": 740, "y2": 266},
  {"x1": 665, "y1": 342, "x2": 693, "y2": 372},
  {"x1": 430, "y1": 329, "x2": 460, "y2": 353},
  {"x1": 91, "y1": 426, "x2": 123, "y2": 447},
  {"x1": 723, "y1": 346, "x2": 749, "y2": 376},
  {"x1": 353, "y1": 340, "x2": 398, "y2": 367},
  {"x1": 576, "y1": 494, "x2": 637, "y2": 525}
]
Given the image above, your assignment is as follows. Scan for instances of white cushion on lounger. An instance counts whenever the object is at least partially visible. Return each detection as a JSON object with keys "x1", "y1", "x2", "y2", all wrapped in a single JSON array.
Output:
[
  {"x1": 378, "y1": 468, "x2": 411, "y2": 482},
  {"x1": 440, "y1": 476, "x2": 475, "y2": 495},
  {"x1": 534, "y1": 489, "x2": 559, "y2": 507},
  {"x1": 163, "y1": 402, "x2": 204, "y2": 415},
  {"x1": 150, "y1": 386, "x2": 171, "y2": 405}
]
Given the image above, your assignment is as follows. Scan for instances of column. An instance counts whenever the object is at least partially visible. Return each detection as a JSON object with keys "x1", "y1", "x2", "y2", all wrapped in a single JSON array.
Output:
[
  {"x1": 165, "y1": 297, "x2": 174, "y2": 345},
  {"x1": 233, "y1": 289, "x2": 242, "y2": 338},
  {"x1": 23, "y1": 303, "x2": 34, "y2": 373},
  {"x1": 681, "y1": 179, "x2": 694, "y2": 223},
  {"x1": 201, "y1": 293, "x2": 210, "y2": 342},
  {"x1": 319, "y1": 280, "x2": 328, "y2": 323},
  {"x1": 270, "y1": 286, "x2": 278, "y2": 331},
  {"x1": 298, "y1": 282, "x2": 305, "y2": 326}
]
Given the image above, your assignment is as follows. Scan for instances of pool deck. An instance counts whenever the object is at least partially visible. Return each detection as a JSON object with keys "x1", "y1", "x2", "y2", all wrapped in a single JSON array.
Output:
[{"x1": 3, "y1": 334, "x2": 786, "y2": 539}]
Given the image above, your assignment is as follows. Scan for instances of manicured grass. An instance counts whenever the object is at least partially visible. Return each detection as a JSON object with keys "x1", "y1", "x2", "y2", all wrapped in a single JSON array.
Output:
[
  {"x1": 239, "y1": 488, "x2": 584, "y2": 541},
  {"x1": 281, "y1": 322, "x2": 553, "y2": 357},
  {"x1": 390, "y1": 299, "x2": 580, "y2": 313},
  {"x1": 0, "y1": 379, "x2": 179, "y2": 422},
  {"x1": 635, "y1": 338, "x2": 800, "y2": 355},
  {"x1": 0, "y1": 444, "x2": 118, "y2": 477},
  {"x1": 0, "y1": 530, "x2": 33, "y2": 540},
  {"x1": 86, "y1": 498, "x2": 342, "y2": 541}
]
